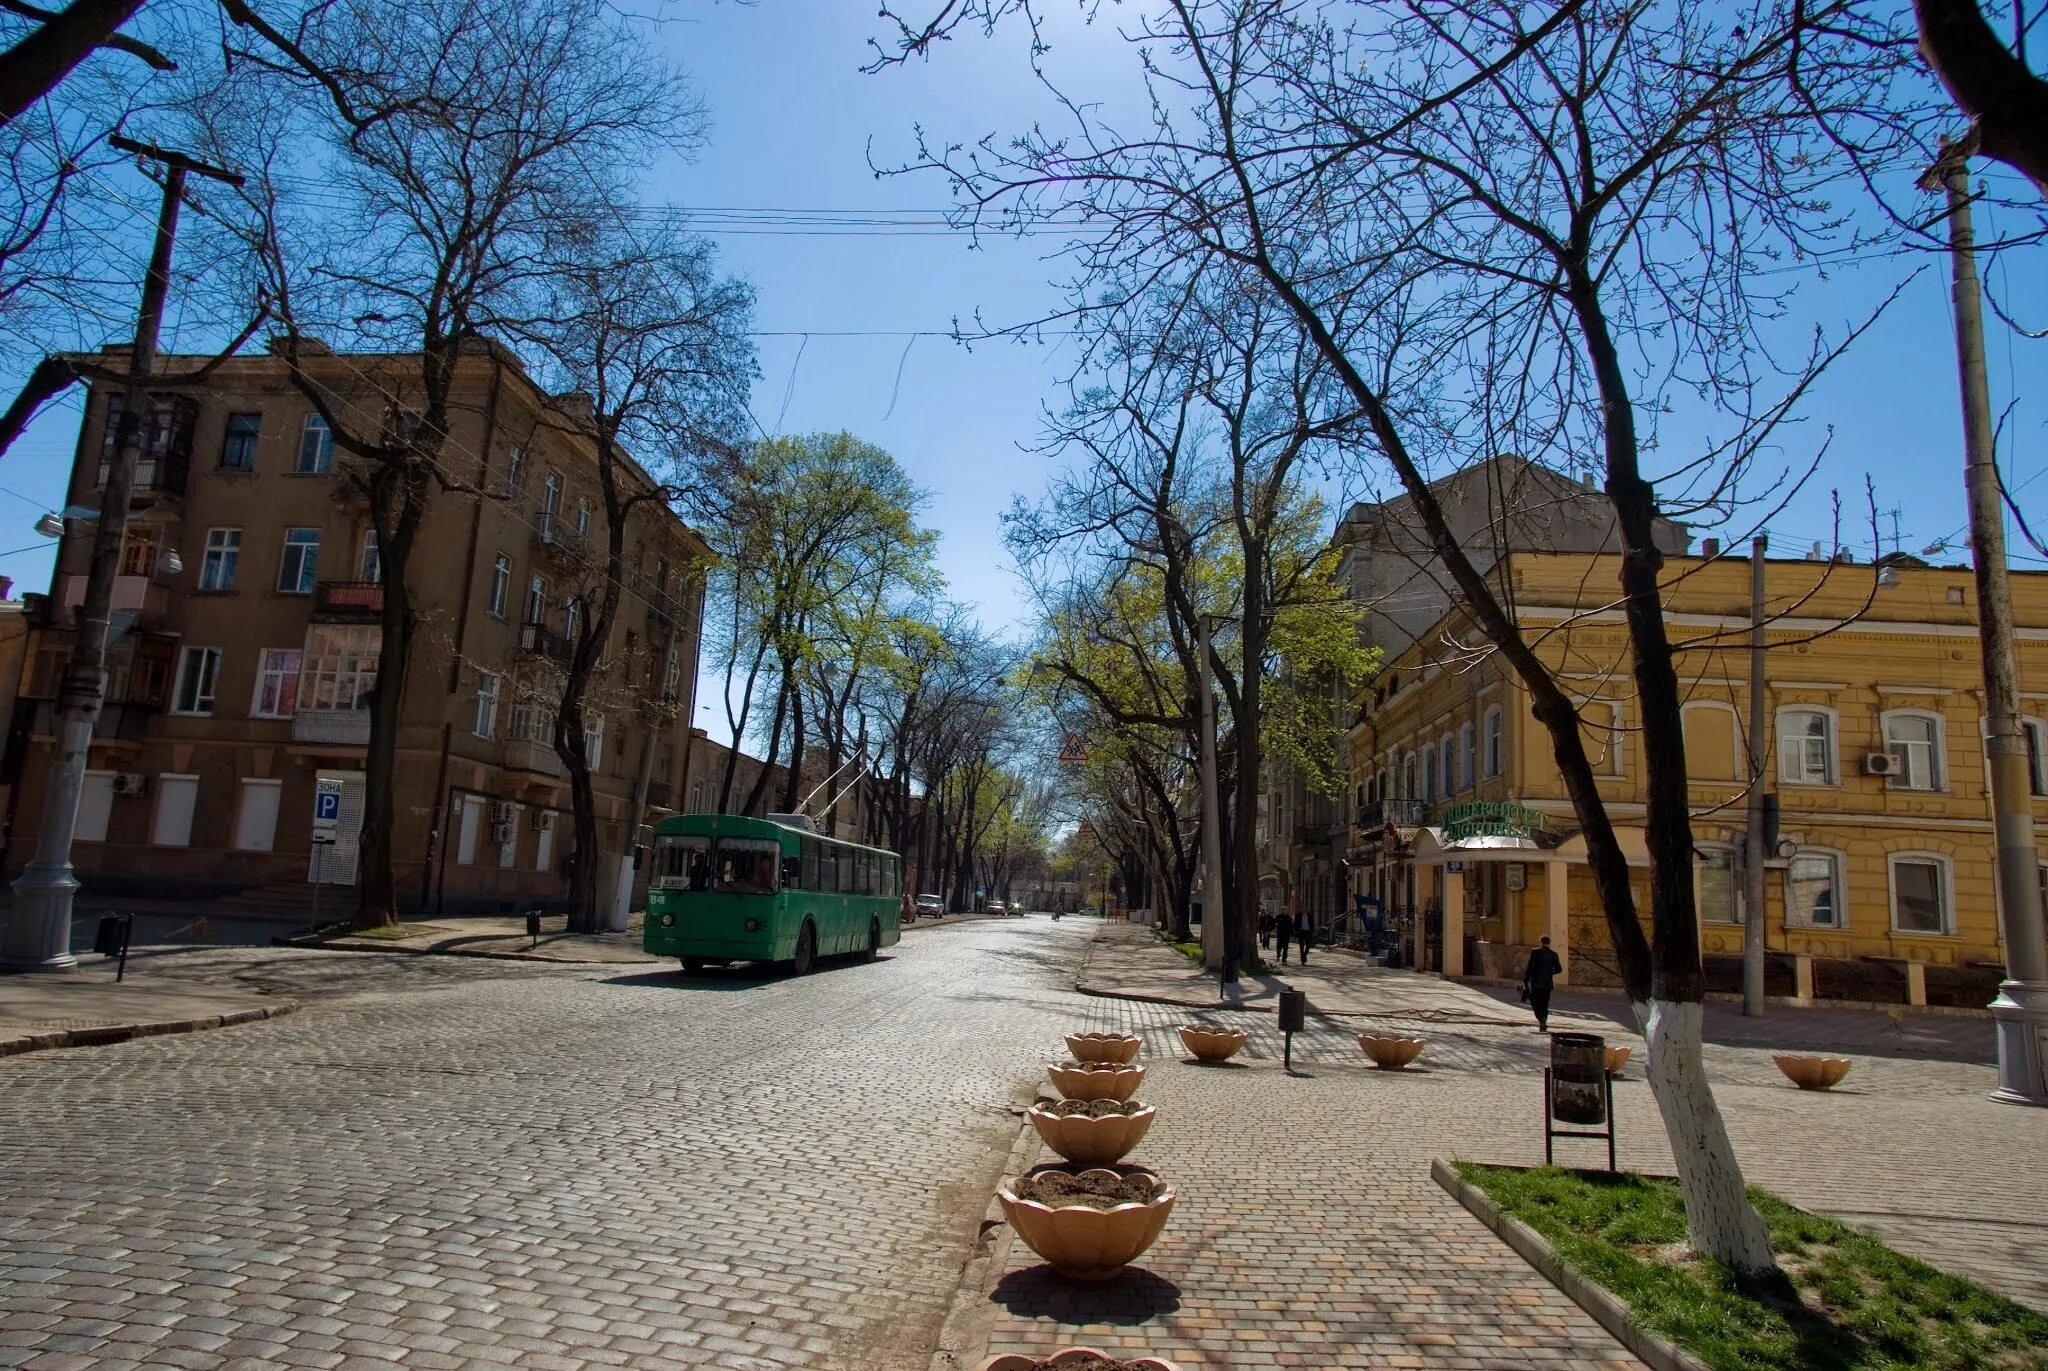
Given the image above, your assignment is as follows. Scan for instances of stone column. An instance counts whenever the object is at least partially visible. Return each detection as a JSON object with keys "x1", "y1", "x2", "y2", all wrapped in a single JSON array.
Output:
[
  {"x1": 1442, "y1": 865, "x2": 1465, "y2": 978},
  {"x1": 1546, "y1": 860, "x2": 1571, "y2": 985}
]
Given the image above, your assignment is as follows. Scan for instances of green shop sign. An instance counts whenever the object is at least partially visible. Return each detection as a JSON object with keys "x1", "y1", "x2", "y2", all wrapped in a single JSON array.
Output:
[{"x1": 1441, "y1": 801, "x2": 1549, "y2": 843}]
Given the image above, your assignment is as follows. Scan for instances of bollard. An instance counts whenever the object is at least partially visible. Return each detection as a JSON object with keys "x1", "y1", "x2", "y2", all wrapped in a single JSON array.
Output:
[
  {"x1": 525, "y1": 910, "x2": 542, "y2": 948},
  {"x1": 1278, "y1": 987, "x2": 1307, "y2": 1072},
  {"x1": 92, "y1": 913, "x2": 135, "y2": 982}
]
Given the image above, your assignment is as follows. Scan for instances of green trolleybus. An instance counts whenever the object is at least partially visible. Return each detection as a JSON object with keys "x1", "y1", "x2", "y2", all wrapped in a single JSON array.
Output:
[{"x1": 643, "y1": 812, "x2": 904, "y2": 975}]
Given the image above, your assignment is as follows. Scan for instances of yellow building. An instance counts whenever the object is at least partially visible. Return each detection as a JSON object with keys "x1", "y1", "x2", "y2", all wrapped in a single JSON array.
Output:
[{"x1": 1347, "y1": 550, "x2": 2048, "y2": 1007}]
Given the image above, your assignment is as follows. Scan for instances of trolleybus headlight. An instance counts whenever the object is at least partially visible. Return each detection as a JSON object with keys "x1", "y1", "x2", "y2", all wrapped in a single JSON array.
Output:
[
  {"x1": 744, "y1": 918, "x2": 761, "y2": 932},
  {"x1": 660, "y1": 913, "x2": 675, "y2": 927}
]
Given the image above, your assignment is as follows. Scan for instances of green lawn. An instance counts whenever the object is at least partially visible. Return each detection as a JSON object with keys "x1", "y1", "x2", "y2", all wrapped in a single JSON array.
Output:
[{"x1": 1457, "y1": 1163, "x2": 2048, "y2": 1371}]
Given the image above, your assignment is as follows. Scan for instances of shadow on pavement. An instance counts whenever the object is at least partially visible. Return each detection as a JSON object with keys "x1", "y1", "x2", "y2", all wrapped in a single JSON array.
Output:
[
  {"x1": 600, "y1": 952, "x2": 898, "y2": 991},
  {"x1": 990, "y1": 1265, "x2": 1181, "y2": 1322}
]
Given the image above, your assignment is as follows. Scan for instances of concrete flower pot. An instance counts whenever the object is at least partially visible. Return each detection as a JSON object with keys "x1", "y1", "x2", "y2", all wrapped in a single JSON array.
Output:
[
  {"x1": 1065, "y1": 1031, "x2": 1142, "y2": 1064},
  {"x1": 1047, "y1": 1059, "x2": 1146, "y2": 1102},
  {"x1": 1603, "y1": 1045, "x2": 1631, "y2": 1076},
  {"x1": 975, "y1": 1351, "x2": 1183, "y2": 1371},
  {"x1": 1357, "y1": 1034, "x2": 1426, "y2": 1070},
  {"x1": 1773, "y1": 1054, "x2": 1852, "y2": 1090},
  {"x1": 997, "y1": 1166, "x2": 1176, "y2": 1281},
  {"x1": 1177, "y1": 1024, "x2": 1247, "y2": 1063},
  {"x1": 1028, "y1": 1101, "x2": 1157, "y2": 1167}
]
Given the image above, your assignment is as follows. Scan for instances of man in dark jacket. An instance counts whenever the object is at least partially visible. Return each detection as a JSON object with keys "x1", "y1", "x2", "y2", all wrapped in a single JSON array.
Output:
[
  {"x1": 1522, "y1": 936, "x2": 1563, "y2": 1032},
  {"x1": 1295, "y1": 908, "x2": 1317, "y2": 966}
]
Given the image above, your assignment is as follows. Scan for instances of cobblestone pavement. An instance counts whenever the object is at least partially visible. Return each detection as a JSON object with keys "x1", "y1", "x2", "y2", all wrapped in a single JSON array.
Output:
[
  {"x1": 0, "y1": 920, "x2": 1096, "y2": 1371},
  {"x1": 982, "y1": 992, "x2": 2047, "y2": 1368}
]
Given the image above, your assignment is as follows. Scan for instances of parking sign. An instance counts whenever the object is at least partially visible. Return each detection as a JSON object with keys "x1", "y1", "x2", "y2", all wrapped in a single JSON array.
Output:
[{"x1": 313, "y1": 778, "x2": 343, "y2": 838}]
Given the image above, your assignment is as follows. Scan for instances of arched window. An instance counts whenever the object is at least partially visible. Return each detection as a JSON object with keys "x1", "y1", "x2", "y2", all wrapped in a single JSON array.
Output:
[
  {"x1": 1777, "y1": 706, "x2": 1837, "y2": 785},
  {"x1": 1420, "y1": 743, "x2": 1437, "y2": 802},
  {"x1": 1459, "y1": 722, "x2": 1475, "y2": 791},
  {"x1": 1889, "y1": 851, "x2": 1953, "y2": 935},
  {"x1": 1439, "y1": 730, "x2": 1456, "y2": 792},
  {"x1": 1482, "y1": 705, "x2": 1504, "y2": 779}
]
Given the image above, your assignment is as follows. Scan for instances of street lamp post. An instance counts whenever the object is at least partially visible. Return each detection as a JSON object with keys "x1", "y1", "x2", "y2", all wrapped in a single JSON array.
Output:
[{"x1": 2, "y1": 139, "x2": 237, "y2": 973}]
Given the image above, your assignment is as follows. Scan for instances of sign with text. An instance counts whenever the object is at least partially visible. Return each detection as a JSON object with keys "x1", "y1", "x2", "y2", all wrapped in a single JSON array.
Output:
[
  {"x1": 313, "y1": 778, "x2": 344, "y2": 838},
  {"x1": 1441, "y1": 800, "x2": 1549, "y2": 844}
]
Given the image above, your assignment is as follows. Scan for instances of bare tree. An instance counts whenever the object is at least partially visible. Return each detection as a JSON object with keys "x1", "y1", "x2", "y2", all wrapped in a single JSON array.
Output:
[
  {"x1": 1914, "y1": 0, "x2": 2048, "y2": 193},
  {"x1": 189, "y1": 0, "x2": 699, "y2": 925},
  {"x1": 514, "y1": 229, "x2": 754, "y2": 929},
  {"x1": 881, "y1": 0, "x2": 1911, "y2": 1270}
]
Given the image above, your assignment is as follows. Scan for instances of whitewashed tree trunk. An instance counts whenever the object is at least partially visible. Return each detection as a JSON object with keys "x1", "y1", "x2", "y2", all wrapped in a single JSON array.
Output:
[{"x1": 1635, "y1": 998, "x2": 1774, "y2": 1272}]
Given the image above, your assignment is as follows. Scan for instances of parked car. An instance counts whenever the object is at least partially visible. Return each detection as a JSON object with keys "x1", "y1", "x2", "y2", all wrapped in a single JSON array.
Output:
[
  {"x1": 985, "y1": 900, "x2": 1007, "y2": 916},
  {"x1": 914, "y1": 893, "x2": 945, "y2": 918}
]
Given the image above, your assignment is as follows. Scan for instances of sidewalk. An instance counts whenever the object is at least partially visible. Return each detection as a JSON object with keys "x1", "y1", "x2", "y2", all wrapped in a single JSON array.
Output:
[
  {"x1": 1077, "y1": 921, "x2": 1568, "y2": 1027},
  {"x1": 305, "y1": 911, "x2": 661, "y2": 963},
  {"x1": 0, "y1": 965, "x2": 297, "y2": 1057}
]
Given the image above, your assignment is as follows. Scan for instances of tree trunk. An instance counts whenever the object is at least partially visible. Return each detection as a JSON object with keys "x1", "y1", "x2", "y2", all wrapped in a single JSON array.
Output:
[
  {"x1": 354, "y1": 466, "x2": 427, "y2": 928},
  {"x1": 0, "y1": 0, "x2": 144, "y2": 128},
  {"x1": 1638, "y1": 999, "x2": 1774, "y2": 1270}
]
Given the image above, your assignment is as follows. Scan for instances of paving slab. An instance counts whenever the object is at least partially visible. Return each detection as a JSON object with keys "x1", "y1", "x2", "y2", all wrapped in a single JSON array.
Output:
[{"x1": 0, "y1": 971, "x2": 297, "y2": 1057}]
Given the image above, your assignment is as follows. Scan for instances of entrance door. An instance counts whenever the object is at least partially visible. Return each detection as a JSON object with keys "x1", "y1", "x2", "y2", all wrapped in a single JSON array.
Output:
[{"x1": 308, "y1": 769, "x2": 364, "y2": 884}]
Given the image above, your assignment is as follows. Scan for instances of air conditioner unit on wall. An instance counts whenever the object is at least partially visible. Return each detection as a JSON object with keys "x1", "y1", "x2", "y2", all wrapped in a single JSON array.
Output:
[
  {"x1": 112, "y1": 772, "x2": 147, "y2": 796},
  {"x1": 1861, "y1": 751, "x2": 1903, "y2": 777},
  {"x1": 531, "y1": 810, "x2": 555, "y2": 832},
  {"x1": 490, "y1": 800, "x2": 517, "y2": 823},
  {"x1": 488, "y1": 820, "x2": 514, "y2": 845}
]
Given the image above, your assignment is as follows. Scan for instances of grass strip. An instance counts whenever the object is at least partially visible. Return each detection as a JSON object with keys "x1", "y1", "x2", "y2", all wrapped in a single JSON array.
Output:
[{"x1": 1457, "y1": 1163, "x2": 2048, "y2": 1370}]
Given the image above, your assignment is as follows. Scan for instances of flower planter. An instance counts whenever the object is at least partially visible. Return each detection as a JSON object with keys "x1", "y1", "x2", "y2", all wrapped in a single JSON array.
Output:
[
  {"x1": 1773, "y1": 1054, "x2": 1852, "y2": 1090},
  {"x1": 1065, "y1": 1031, "x2": 1142, "y2": 1065},
  {"x1": 1028, "y1": 1100, "x2": 1157, "y2": 1166},
  {"x1": 1357, "y1": 1034, "x2": 1426, "y2": 1070},
  {"x1": 975, "y1": 1351, "x2": 1182, "y2": 1371},
  {"x1": 997, "y1": 1165, "x2": 1176, "y2": 1281},
  {"x1": 1176, "y1": 1024, "x2": 1247, "y2": 1063},
  {"x1": 1047, "y1": 1059, "x2": 1146, "y2": 1102},
  {"x1": 1603, "y1": 1045, "x2": 1631, "y2": 1076}
]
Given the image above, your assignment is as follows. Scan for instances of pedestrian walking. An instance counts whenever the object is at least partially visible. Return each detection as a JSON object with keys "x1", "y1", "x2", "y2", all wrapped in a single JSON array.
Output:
[
  {"x1": 1273, "y1": 907, "x2": 1294, "y2": 965},
  {"x1": 1522, "y1": 935, "x2": 1563, "y2": 1032},
  {"x1": 1258, "y1": 911, "x2": 1273, "y2": 949},
  {"x1": 1295, "y1": 907, "x2": 1317, "y2": 966}
]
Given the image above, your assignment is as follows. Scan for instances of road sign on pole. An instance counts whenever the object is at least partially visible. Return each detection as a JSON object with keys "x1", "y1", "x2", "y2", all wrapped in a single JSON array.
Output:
[{"x1": 313, "y1": 779, "x2": 343, "y2": 839}]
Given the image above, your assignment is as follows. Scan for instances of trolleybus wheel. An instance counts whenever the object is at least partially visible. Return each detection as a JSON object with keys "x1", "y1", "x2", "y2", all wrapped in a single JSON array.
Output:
[
  {"x1": 680, "y1": 957, "x2": 704, "y2": 974},
  {"x1": 791, "y1": 921, "x2": 817, "y2": 976}
]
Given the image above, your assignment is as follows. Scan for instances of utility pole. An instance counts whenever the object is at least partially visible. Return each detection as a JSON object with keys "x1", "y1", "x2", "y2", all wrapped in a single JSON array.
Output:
[
  {"x1": 1944, "y1": 159, "x2": 2048, "y2": 1106},
  {"x1": 2, "y1": 137, "x2": 240, "y2": 973},
  {"x1": 1196, "y1": 614, "x2": 1226, "y2": 978},
  {"x1": 1742, "y1": 536, "x2": 1767, "y2": 1016}
]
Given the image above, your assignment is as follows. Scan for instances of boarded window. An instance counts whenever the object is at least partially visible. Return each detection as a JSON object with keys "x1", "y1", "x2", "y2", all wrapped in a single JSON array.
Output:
[{"x1": 1683, "y1": 704, "x2": 1740, "y2": 782}]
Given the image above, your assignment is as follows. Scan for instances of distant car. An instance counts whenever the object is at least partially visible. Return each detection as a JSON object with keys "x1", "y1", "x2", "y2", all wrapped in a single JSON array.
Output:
[
  {"x1": 985, "y1": 900, "x2": 1006, "y2": 916},
  {"x1": 914, "y1": 894, "x2": 945, "y2": 917}
]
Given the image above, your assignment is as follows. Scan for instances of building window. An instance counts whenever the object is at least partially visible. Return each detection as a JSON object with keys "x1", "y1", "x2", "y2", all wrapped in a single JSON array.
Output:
[
  {"x1": 663, "y1": 642, "x2": 680, "y2": 694},
  {"x1": 1880, "y1": 711, "x2": 1943, "y2": 791},
  {"x1": 488, "y1": 554, "x2": 510, "y2": 617},
  {"x1": 119, "y1": 526, "x2": 160, "y2": 577},
  {"x1": 277, "y1": 528, "x2": 320, "y2": 593},
  {"x1": 540, "y1": 471, "x2": 562, "y2": 537},
  {"x1": 1482, "y1": 705, "x2": 1503, "y2": 779},
  {"x1": 1890, "y1": 854, "x2": 1952, "y2": 935},
  {"x1": 1785, "y1": 852, "x2": 1842, "y2": 929},
  {"x1": 1777, "y1": 708, "x2": 1835, "y2": 785},
  {"x1": 584, "y1": 713, "x2": 604, "y2": 769},
  {"x1": 504, "y1": 445, "x2": 524, "y2": 497},
  {"x1": 564, "y1": 595, "x2": 581, "y2": 643},
  {"x1": 251, "y1": 648, "x2": 301, "y2": 718},
  {"x1": 1459, "y1": 722, "x2": 1475, "y2": 791},
  {"x1": 296, "y1": 414, "x2": 333, "y2": 474},
  {"x1": 473, "y1": 671, "x2": 501, "y2": 740},
  {"x1": 1419, "y1": 744, "x2": 1437, "y2": 802},
  {"x1": 219, "y1": 412, "x2": 261, "y2": 472},
  {"x1": 1698, "y1": 845, "x2": 1740, "y2": 923},
  {"x1": 199, "y1": 527, "x2": 240, "y2": 591},
  {"x1": 1438, "y1": 731, "x2": 1454, "y2": 792},
  {"x1": 360, "y1": 529, "x2": 381, "y2": 582},
  {"x1": 525, "y1": 574, "x2": 547, "y2": 625},
  {"x1": 575, "y1": 496, "x2": 592, "y2": 536},
  {"x1": 171, "y1": 646, "x2": 221, "y2": 715},
  {"x1": 2024, "y1": 718, "x2": 2048, "y2": 797},
  {"x1": 1401, "y1": 753, "x2": 1416, "y2": 800}
]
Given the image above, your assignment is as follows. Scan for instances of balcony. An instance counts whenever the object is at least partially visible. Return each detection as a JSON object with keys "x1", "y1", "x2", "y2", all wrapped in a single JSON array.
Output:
[
  {"x1": 504, "y1": 735, "x2": 564, "y2": 777},
  {"x1": 532, "y1": 515, "x2": 591, "y2": 567},
  {"x1": 313, "y1": 581, "x2": 383, "y2": 619},
  {"x1": 518, "y1": 621, "x2": 573, "y2": 666},
  {"x1": 646, "y1": 780, "x2": 673, "y2": 810},
  {"x1": 292, "y1": 708, "x2": 370, "y2": 746},
  {"x1": 1356, "y1": 798, "x2": 1432, "y2": 835}
]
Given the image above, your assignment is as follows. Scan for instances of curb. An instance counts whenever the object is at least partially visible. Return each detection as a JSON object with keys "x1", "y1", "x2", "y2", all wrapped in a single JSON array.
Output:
[
  {"x1": 291, "y1": 937, "x2": 655, "y2": 968},
  {"x1": 927, "y1": 1083, "x2": 1053, "y2": 1371},
  {"x1": 0, "y1": 999, "x2": 300, "y2": 1059},
  {"x1": 1429, "y1": 1159, "x2": 1708, "y2": 1371}
]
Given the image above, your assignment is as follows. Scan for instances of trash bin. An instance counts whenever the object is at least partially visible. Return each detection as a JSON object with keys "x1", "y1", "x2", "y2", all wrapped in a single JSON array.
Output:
[{"x1": 1549, "y1": 1032, "x2": 1607, "y2": 1126}]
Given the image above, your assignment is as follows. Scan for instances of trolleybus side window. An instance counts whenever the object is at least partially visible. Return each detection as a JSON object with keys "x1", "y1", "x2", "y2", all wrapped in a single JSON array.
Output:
[
  {"x1": 715, "y1": 837, "x2": 780, "y2": 894},
  {"x1": 654, "y1": 834, "x2": 710, "y2": 889},
  {"x1": 801, "y1": 838, "x2": 820, "y2": 890}
]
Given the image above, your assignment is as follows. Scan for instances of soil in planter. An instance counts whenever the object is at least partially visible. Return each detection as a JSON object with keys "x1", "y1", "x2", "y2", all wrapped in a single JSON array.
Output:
[
  {"x1": 1012, "y1": 1170, "x2": 1161, "y2": 1210},
  {"x1": 1056, "y1": 1059, "x2": 1132, "y2": 1073},
  {"x1": 1023, "y1": 1358, "x2": 1153, "y2": 1371},
  {"x1": 1047, "y1": 1098, "x2": 1143, "y2": 1118}
]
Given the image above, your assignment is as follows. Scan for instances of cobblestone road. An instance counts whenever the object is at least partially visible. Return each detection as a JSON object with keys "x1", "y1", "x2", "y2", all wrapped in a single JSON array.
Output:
[{"x1": 0, "y1": 920, "x2": 1095, "y2": 1371}]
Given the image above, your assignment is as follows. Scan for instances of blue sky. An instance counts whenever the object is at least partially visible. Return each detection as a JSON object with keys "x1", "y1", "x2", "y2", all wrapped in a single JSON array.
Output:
[{"x1": 1, "y1": 2, "x2": 2042, "y2": 723}]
